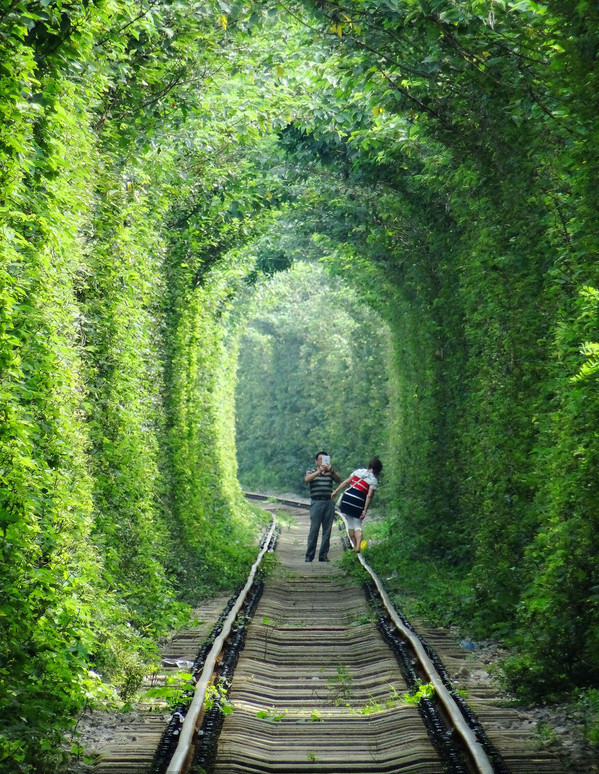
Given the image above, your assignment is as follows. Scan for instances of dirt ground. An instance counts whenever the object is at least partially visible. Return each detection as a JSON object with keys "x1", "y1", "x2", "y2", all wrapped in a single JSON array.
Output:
[{"x1": 447, "y1": 636, "x2": 598, "y2": 774}]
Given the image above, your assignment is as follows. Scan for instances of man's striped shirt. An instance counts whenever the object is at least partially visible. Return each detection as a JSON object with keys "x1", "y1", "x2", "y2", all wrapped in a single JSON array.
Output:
[{"x1": 306, "y1": 469, "x2": 335, "y2": 500}]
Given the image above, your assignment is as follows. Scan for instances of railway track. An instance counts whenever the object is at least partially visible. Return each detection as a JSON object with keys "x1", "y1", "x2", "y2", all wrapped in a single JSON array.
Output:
[{"x1": 91, "y1": 495, "x2": 564, "y2": 774}]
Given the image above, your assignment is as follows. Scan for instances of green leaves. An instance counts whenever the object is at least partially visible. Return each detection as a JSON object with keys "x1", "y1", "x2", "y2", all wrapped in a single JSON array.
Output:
[
  {"x1": 0, "y1": 2, "x2": 269, "y2": 767},
  {"x1": 571, "y1": 287, "x2": 599, "y2": 383},
  {"x1": 402, "y1": 681, "x2": 435, "y2": 705},
  {"x1": 235, "y1": 263, "x2": 391, "y2": 495},
  {"x1": 1, "y1": 0, "x2": 599, "y2": 761},
  {"x1": 256, "y1": 706, "x2": 288, "y2": 721}
]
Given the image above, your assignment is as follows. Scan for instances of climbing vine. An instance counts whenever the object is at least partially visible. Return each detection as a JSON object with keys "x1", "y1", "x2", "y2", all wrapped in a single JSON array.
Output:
[{"x1": 2, "y1": 0, "x2": 599, "y2": 768}]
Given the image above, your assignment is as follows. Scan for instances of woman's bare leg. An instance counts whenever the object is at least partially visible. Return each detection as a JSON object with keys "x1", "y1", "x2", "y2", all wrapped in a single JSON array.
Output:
[{"x1": 354, "y1": 528, "x2": 362, "y2": 552}]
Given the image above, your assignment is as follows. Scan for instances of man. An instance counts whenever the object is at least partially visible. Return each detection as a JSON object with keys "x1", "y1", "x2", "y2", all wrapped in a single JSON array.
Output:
[{"x1": 304, "y1": 451, "x2": 342, "y2": 562}]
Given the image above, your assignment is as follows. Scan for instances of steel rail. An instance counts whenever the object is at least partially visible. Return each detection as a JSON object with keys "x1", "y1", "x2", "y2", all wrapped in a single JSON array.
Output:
[
  {"x1": 165, "y1": 515, "x2": 277, "y2": 774},
  {"x1": 338, "y1": 511, "x2": 494, "y2": 774},
  {"x1": 244, "y1": 491, "x2": 310, "y2": 509}
]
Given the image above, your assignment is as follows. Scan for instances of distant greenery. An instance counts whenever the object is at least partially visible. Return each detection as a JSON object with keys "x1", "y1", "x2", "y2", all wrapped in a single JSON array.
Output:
[
  {"x1": 235, "y1": 263, "x2": 391, "y2": 495},
  {"x1": 2, "y1": 0, "x2": 599, "y2": 768}
]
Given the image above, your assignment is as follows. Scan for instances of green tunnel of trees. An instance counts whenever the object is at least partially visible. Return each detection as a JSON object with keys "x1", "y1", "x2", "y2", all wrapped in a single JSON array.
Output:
[{"x1": 1, "y1": 0, "x2": 599, "y2": 769}]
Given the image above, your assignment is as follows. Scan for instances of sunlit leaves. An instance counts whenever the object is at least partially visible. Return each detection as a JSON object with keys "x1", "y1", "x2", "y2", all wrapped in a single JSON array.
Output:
[{"x1": 2, "y1": 0, "x2": 599, "y2": 761}]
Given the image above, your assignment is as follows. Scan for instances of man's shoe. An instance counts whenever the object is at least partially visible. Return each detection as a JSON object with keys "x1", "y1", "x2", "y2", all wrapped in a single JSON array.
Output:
[
  {"x1": 319, "y1": 557, "x2": 329, "y2": 562},
  {"x1": 305, "y1": 558, "x2": 312, "y2": 562}
]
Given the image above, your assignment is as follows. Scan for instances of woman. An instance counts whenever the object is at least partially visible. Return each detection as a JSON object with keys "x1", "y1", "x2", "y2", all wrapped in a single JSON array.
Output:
[{"x1": 331, "y1": 457, "x2": 382, "y2": 552}]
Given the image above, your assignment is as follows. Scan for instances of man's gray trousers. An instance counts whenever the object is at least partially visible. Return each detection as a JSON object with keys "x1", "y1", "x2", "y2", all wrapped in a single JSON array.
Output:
[{"x1": 305, "y1": 499, "x2": 335, "y2": 561}]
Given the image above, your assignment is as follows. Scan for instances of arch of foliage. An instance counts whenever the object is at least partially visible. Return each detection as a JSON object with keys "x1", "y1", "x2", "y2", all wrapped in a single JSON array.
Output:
[{"x1": 1, "y1": 0, "x2": 599, "y2": 768}]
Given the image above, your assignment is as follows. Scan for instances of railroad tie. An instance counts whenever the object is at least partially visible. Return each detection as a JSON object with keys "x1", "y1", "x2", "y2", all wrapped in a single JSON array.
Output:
[{"x1": 212, "y1": 509, "x2": 443, "y2": 773}]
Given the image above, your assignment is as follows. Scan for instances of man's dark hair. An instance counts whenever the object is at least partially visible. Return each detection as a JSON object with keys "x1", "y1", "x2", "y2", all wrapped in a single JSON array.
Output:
[
  {"x1": 368, "y1": 457, "x2": 383, "y2": 475},
  {"x1": 315, "y1": 450, "x2": 328, "y2": 460}
]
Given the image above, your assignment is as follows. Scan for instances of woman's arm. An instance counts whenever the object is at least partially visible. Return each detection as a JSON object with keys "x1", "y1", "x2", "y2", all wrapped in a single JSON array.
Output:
[
  {"x1": 331, "y1": 476, "x2": 353, "y2": 498},
  {"x1": 361, "y1": 488, "x2": 375, "y2": 518}
]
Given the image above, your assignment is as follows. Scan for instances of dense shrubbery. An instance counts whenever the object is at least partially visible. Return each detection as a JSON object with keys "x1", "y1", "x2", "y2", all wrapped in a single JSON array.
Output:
[
  {"x1": 0, "y1": 3, "x2": 271, "y2": 769},
  {"x1": 283, "y1": 0, "x2": 599, "y2": 702},
  {"x1": 2, "y1": 0, "x2": 599, "y2": 768}
]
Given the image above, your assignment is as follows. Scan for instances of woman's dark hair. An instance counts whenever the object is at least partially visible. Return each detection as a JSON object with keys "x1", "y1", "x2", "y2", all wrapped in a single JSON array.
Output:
[{"x1": 368, "y1": 457, "x2": 383, "y2": 475}]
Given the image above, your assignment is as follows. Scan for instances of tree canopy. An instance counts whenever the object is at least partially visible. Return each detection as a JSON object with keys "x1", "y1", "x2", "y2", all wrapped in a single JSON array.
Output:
[{"x1": 1, "y1": 0, "x2": 599, "y2": 768}]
